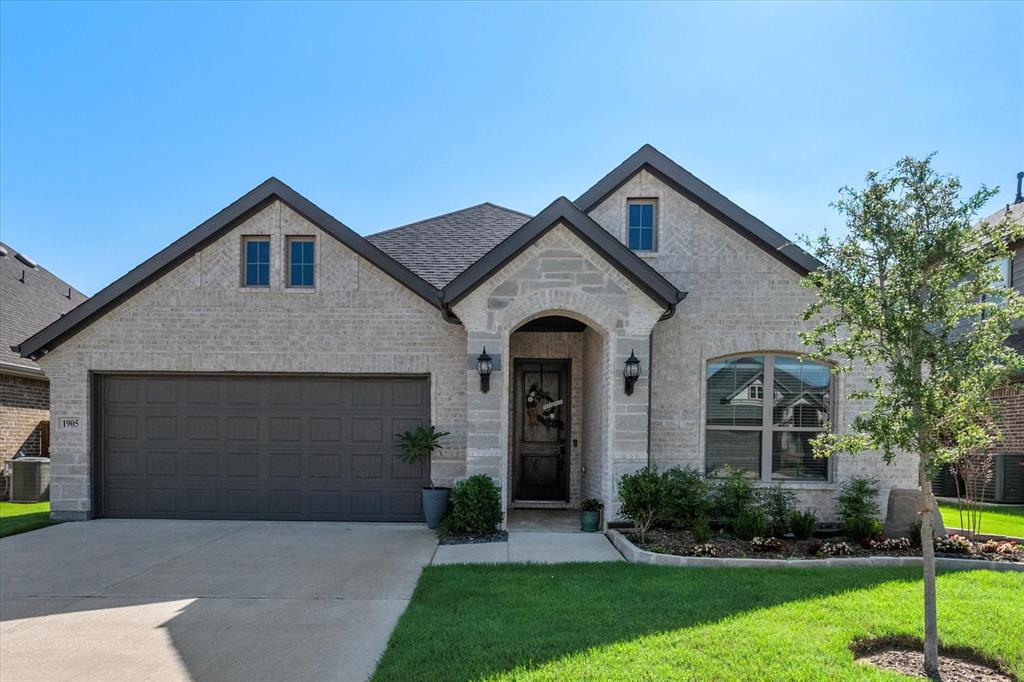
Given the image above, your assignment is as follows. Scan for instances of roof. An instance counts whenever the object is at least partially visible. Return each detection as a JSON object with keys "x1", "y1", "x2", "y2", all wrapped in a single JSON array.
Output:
[
  {"x1": 368, "y1": 203, "x2": 530, "y2": 288},
  {"x1": 575, "y1": 144, "x2": 822, "y2": 275},
  {"x1": 1, "y1": 242, "x2": 87, "y2": 376},
  {"x1": 444, "y1": 196, "x2": 685, "y2": 310},
  {"x1": 16, "y1": 178, "x2": 442, "y2": 360}
]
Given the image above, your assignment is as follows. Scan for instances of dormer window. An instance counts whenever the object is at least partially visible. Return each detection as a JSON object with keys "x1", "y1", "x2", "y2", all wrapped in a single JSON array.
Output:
[
  {"x1": 243, "y1": 237, "x2": 270, "y2": 287},
  {"x1": 627, "y1": 200, "x2": 656, "y2": 251}
]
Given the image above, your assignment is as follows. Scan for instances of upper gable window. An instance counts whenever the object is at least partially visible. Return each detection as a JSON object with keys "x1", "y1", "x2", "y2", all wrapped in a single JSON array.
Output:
[
  {"x1": 288, "y1": 237, "x2": 315, "y2": 288},
  {"x1": 243, "y1": 237, "x2": 270, "y2": 287},
  {"x1": 627, "y1": 200, "x2": 656, "y2": 251}
]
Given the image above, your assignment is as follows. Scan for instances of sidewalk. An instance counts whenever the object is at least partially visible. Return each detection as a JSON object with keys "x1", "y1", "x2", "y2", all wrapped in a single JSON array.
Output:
[{"x1": 432, "y1": 531, "x2": 623, "y2": 565}]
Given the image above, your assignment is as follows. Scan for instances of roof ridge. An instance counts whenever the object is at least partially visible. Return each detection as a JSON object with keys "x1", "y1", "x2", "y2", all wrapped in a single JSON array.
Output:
[{"x1": 368, "y1": 202, "x2": 531, "y2": 239}]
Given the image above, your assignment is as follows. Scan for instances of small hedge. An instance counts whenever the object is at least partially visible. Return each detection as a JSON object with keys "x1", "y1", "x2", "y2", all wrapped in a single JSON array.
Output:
[{"x1": 445, "y1": 474, "x2": 503, "y2": 535}]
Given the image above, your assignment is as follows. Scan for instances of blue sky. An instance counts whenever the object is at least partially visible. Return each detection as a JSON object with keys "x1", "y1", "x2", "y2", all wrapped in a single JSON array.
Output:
[{"x1": 2, "y1": 1, "x2": 1021, "y2": 295}]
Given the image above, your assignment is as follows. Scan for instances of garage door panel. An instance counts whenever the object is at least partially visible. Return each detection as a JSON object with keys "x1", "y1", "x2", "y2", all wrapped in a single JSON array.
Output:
[{"x1": 99, "y1": 375, "x2": 430, "y2": 521}]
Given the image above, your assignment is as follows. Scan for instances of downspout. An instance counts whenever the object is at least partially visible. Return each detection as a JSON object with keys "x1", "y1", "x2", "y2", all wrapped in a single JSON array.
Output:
[{"x1": 648, "y1": 293, "x2": 685, "y2": 464}]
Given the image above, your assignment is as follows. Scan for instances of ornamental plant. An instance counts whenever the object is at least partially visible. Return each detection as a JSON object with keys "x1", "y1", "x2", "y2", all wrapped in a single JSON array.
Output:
[
  {"x1": 659, "y1": 466, "x2": 711, "y2": 528},
  {"x1": 617, "y1": 466, "x2": 662, "y2": 543},
  {"x1": 801, "y1": 155, "x2": 1024, "y2": 675},
  {"x1": 446, "y1": 475, "x2": 503, "y2": 535},
  {"x1": 397, "y1": 425, "x2": 450, "y2": 489},
  {"x1": 790, "y1": 509, "x2": 818, "y2": 541}
]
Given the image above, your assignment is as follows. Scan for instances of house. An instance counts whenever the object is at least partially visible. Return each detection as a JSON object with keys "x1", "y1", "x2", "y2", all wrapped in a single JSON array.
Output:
[
  {"x1": 16, "y1": 145, "x2": 920, "y2": 523},
  {"x1": 0, "y1": 242, "x2": 87, "y2": 477}
]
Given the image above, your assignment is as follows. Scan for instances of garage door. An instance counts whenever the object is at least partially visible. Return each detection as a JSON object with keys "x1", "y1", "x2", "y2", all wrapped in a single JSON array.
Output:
[{"x1": 96, "y1": 374, "x2": 430, "y2": 521}]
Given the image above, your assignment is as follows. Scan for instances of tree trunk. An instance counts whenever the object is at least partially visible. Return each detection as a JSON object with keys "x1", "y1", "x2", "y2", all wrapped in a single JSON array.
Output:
[{"x1": 919, "y1": 459, "x2": 940, "y2": 679}]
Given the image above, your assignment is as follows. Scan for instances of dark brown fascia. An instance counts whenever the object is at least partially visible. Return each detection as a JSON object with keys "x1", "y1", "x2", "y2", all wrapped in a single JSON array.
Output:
[
  {"x1": 442, "y1": 196, "x2": 686, "y2": 311},
  {"x1": 575, "y1": 144, "x2": 821, "y2": 275},
  {"x1": 17, "y1": 178, "x2": 444, "y2": 359}
]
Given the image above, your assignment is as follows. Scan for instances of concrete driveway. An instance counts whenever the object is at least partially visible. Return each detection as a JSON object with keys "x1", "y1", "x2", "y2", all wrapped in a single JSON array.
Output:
[{"x1": 0, "y1": 520, "x2": 437, "y2": 682}]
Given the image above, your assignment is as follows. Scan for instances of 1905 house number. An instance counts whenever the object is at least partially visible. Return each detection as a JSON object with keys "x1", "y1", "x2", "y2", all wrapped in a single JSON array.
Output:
[{"x1": 59, "y1": 417, "x2": 81, "y2": 430}]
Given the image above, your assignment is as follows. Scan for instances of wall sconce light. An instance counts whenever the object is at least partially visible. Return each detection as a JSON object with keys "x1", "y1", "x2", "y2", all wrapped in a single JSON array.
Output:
[
  {"x1": 623, "y1": 349, "x2": 641, "y2": 395},
  {"x1": 477, "y1": 347, "x2": 493, "y2": 393}
]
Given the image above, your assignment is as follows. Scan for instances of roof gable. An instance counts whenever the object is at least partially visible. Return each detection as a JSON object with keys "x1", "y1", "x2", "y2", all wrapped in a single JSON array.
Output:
[
  {"x1": 17, "y1": 178, "x2": 442, "y2": 359},
  {"x1": 576, "y1": 144, "x2": 821, "y2": 275},
  {"x1": 443, "y1": 196, "x2": 685, "y2": 310}
]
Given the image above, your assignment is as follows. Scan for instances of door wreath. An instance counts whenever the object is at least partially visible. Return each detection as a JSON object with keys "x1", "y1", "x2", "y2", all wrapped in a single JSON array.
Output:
[{"x1": 526, "y1": 383, "x2": 564, "y2": 430}]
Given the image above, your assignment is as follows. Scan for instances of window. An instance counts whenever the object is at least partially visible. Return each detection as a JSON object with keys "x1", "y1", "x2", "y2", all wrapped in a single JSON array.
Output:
[
  {"x1": 288, "y1": 238, "x2": 315, "y2": 287},
  {"x1": 705, "y1": 354, "x2": 832, "y2": 482},
  {"x1": 243, "y1": 237, "x2": 270, "y2": 287},
  {"x1": 627, "y1": 200, "x2": 655, "y2": 251}
]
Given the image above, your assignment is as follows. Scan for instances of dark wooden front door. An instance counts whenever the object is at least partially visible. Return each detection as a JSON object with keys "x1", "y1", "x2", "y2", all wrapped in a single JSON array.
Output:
[{"x1": 513, "y1": 360, "x2": 570, "y2": 501}]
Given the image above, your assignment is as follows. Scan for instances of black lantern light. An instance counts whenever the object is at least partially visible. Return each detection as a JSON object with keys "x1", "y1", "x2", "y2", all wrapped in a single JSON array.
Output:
[
  {"x1": 477, "y1": 347, "x2": 493, "y2": 393},
  {"x1": 623, "y1": 349, "x2": 641, "y2": 395}
]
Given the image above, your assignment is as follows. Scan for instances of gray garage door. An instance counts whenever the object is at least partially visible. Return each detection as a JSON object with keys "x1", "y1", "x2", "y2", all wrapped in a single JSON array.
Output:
[{"x1": 97, "y1": 374, "x2": 430, "y2": 521}]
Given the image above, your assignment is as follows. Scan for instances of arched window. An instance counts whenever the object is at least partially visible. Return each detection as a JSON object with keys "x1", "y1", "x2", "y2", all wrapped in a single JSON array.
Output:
[{"x1": 705, "y1": 354, "x2": 832, "y2": 482}]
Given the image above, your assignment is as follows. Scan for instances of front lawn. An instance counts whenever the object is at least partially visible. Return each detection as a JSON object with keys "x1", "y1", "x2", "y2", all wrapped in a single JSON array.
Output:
[
  {"x1": 0, "y1": 501, "x2": 57, "y2": 538},
  {"x1": 373, "y1": 564, "x2": 1023, "y2": 681},
  {"x1": 939, "y1": 503, "x2": 1024, "y2": 538}
]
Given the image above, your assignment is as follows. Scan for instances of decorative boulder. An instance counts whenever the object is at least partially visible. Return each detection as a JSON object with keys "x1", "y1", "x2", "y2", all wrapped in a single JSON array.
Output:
[{"x1": 883, "y1": 488, "x2": 946, "y2": 539}]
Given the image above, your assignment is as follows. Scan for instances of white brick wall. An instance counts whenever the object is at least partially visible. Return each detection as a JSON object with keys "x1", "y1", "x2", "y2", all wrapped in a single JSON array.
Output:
[
  {"x1": 39, "y1": 201, "x2": 468, "y2": 518},
  {"x1": 589, "y1": 169, "x2": 918, "y2": 520}
]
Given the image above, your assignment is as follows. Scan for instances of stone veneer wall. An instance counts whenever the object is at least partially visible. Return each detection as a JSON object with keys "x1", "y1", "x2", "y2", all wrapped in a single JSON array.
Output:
[
  {"x1": 38, "y1": 200, "x2": 467, "y2": 519},
  {"x1": 507, "y1": 331, "x2": 583, "y2": 507},
  {"x1": 453, "y1": 224, "x2": 666, "y2": 520},
  {"x1": 0, "y1": 373, "x2": 49, "y2": 465},
  {"x1": 589, "y1": 169, "x2": 919, "y2": 520},
  {"x1": 581, "y1": 326, "x2": 607, "y2": 503}
]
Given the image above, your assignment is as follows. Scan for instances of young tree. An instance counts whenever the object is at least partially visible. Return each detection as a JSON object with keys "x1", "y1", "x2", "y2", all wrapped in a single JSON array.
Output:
[{"x1": 800, "y1": 156, "x2": 1023, "y2": 678}]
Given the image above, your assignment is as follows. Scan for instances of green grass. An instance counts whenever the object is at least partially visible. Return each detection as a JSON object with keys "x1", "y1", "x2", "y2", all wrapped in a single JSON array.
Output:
[
  {"x1": 939, "y1": 502, "x2": 1024, "y2": 538},
  {"x1": 0, "y1": 501, "x2": 58, "y2": 538},
  {"x1": 373, "y1": 564, "x2": 1023, "y2": 681}
]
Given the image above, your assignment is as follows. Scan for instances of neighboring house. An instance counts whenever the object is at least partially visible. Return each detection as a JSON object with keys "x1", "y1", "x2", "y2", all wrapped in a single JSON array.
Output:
[
  {"x1": 16, "y1": 145, "x2": 920, "y2": 523},
  {"x1": 0, "y1": 242, "x2": 87, "y2": 474},
  {"x1": 969, "y1": 179, "x2": 1023, "y2": 502}
]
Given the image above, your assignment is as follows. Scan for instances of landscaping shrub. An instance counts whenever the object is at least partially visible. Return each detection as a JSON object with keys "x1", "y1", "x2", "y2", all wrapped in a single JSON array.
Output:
[
  {"x1": 659, "y1": 466, "x2": 710, "y2": 528},
  {"x1": 732, "y1": 506, "x2": 767, "y2": 541},
  {"x1": 691, "y1": 516, "x2": 712, "y2": 544},
  {"x1": 837, "y1": 477, "x2": 881, "y2": 541},
  {"x1": 580, "y1": 498, "x2": 604, "y2": 512},
  {"x1": 909, "y1": 520, "x2": 924, "y2": 547},
  {"x1": 446, "y1": 475, "x2": 503, "y2": 535},
  {"x1": 790, "y1": 510, "x2": 818, "y2": 540},
  {"x1": 711, "y1": 466, "x2": 757, "y2": 523},
  {"x1": 758, "y1": 485, "x2": 796, "y2": 537},
  {"x1": 618, "y1": 466, "x2": 663, "y2": 543}
]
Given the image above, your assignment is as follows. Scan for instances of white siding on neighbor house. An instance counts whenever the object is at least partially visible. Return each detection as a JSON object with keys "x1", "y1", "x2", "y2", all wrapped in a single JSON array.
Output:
[
  {"x1": 39, "y1": 200, "x2": 468, "y2": 518},
  {"x1": 588, "y1": 168, "x2": 919, "y2": 518}
]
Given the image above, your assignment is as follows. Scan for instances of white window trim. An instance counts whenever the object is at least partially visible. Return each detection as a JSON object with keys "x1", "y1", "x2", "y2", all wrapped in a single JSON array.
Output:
[{"x1": 704, "y1": 353, "x2": 835, "y2": 483}]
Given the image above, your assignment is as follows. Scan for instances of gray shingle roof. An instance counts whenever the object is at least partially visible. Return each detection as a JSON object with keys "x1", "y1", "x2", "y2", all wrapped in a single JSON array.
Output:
[
  {"x1": 367, "y1": 203, "x2": 531, "y2": 288},
  {"x1": 1, "y1": 242, "x2": 87, "y2": 374}
]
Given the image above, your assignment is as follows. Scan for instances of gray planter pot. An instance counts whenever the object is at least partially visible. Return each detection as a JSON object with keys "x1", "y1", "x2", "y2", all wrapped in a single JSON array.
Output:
[
  {"x1": 580, "y1": 510, "x2": 601, "y2": 532},
  {"x1": 422, "y1": 487, "x2": 451, "y2": 529}
]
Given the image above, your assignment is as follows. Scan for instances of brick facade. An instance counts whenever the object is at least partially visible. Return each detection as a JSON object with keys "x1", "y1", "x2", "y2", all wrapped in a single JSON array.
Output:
[
  {"x1": 0, "y1": 373, "x2": 50, "y2": 467},
  {"x1": 992, "y1": 381, "x2": 1024, "y2": 455},
  {"x1": 39, "y1": 170, "x2": 924, "y2": 523},
  {"x1": 39, "y1": 201, "x2": 467, "y2": 519}
]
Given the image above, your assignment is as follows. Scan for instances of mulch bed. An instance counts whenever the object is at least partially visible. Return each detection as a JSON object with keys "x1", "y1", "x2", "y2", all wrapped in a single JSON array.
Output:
[
  {"x1": 627, "y1": 527, "x2": 1022, "y2": 562},
  {"x1": 852, "y1": 637, "x2": 1016, "y2": 681},
  {"x1": 439, "y1": 530, "x2": 508, "y2": 545}
]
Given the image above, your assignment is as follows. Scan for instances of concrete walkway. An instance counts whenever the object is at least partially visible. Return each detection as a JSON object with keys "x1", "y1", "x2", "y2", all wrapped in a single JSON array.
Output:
[
  {"x1": 432, "y1": 529, "x2": 624, "y2": 565},
  {"x1": 1, "y1": 519, "x2": 437, "y2": 682}
]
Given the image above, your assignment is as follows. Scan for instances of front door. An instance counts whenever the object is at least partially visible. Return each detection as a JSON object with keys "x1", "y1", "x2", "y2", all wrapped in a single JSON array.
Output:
[{"x1": 513, "y1": 359, "x2": 570, "y2": 501}]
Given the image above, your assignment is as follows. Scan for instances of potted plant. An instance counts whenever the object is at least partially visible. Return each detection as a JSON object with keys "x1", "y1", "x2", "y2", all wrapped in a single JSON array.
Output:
[
  {"x1": 580, "y1": 498, "x2": 604, "y2": 532},
  {"x1": 398, "y1": 425, "x2": 451, "y2": 529}
]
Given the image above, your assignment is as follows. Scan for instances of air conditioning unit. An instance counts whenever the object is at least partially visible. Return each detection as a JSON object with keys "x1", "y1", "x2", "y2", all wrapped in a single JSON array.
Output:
[{"x1": 9, "y1": 457, "x2": 50, "y2": 503}]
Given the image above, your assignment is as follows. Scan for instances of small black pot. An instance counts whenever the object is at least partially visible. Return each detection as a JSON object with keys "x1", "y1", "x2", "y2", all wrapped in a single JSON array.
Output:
[
  {"x1": 580, "y1": 510, "x2": 601, "y2": 532},
  {"x1": 421, "y1": 487, "x2": 451, "y2": 529}
]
